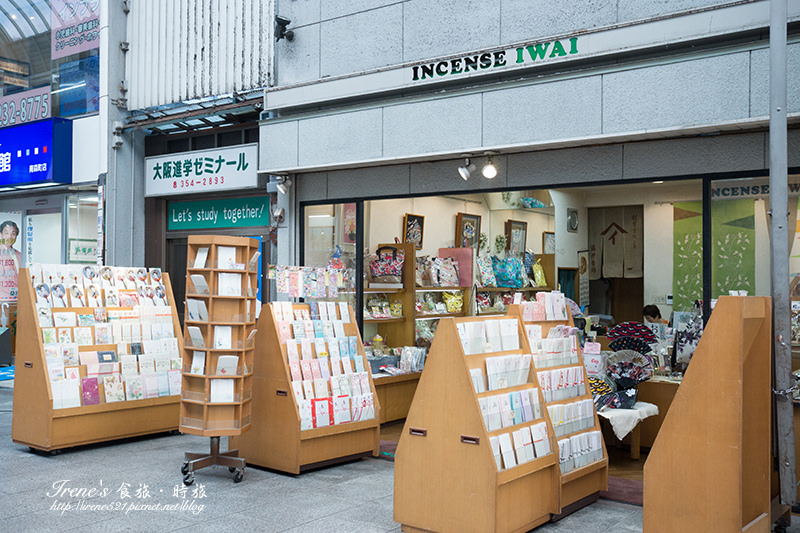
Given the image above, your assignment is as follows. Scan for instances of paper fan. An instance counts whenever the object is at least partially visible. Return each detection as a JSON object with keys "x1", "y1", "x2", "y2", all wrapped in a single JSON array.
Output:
[
  {"x1": 608, "y1": 335, "x2": 653, "y2": 354},
  {"x1": 607, "y1": 321, "x2": 658, "y2": 343},
  {"x1": 606, "y1": 349, "x2": 654, "y2": 371}
]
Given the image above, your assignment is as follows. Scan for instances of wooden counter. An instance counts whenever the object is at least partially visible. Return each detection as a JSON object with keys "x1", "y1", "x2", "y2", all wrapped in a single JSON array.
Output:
[
  {"x1": 636, "y1": 378, "x2": 681, "y2": 449},
  {"x1": 372, "y1": 372, "x2": 420, "y2": 424}
]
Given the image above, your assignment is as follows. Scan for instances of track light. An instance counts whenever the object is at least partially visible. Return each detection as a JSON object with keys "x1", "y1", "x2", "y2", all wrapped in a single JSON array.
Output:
[
  {"x1": 482, "y1": 153, "x2": 498, "y2": 179},
  {"x1": 267, "y1": 174, "x2": 292, "y2": 194},
  {"x1": 458, "y1": 157, "x2": 477, "y2": 180},
  {"x1": 275, "y1": 16, "x2": 294, "y2": 41}
]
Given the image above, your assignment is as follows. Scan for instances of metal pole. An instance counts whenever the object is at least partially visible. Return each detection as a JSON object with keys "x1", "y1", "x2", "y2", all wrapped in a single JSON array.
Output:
[{"x1": 769, "y1": 0, "x2": 795, "y2": 507}]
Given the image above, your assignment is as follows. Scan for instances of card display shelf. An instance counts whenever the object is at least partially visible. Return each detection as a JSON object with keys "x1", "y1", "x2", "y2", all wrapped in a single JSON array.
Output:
[
  {"x1": 506, "y1": 304, "x2": 608, "y2": 516},
  {"x1": 394, "y1": 315, "x2": 560, "y2": 533},
  {"x1": 11, "y1": 269, "x2": 182, "y2": 453},
  {"x1": 644, "y1": 296, "x2": 772, "y2": 532},
  {"x1": 179, "y1": 235, "x2": 259, "y2": 486},
  {"x1": 229, "y1": 302, "x2": 380, "y2": 474},
  {"x1": 179, "y1": 235, "x2": 259, "y2": 439}
]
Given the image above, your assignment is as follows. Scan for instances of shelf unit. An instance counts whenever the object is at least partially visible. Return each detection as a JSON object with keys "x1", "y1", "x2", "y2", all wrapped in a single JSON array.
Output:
[
  {"x1": 229, "y1": 302, "x2": 380, "y2": 474},
  {"x1": 179, "y1": 235, "x2": 259, "y2": 485},
  {"x1": 474, "y1": 254, "x2": 555, "y2": 315},
  {"x1": 644, "y1": 296, "x2": 772, "y2": 532},
  {"x1": 12, "y1": 268, "x2": 182, "y2": 453},
  {"x1": 180, "y1": 235, "x2": 258, "y2": 437},
  {"x1": 507, "y1": 303, "x2": 608, "y2": 516},
  {"x1": 365, "y1": 242, "x2": 472, "y2": 347},
  {"x1": 394, "y1": 315, "x2": 560, "y2": 533}
]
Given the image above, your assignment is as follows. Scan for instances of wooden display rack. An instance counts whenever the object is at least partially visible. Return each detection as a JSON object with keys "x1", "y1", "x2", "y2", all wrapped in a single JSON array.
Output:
[
  {"x1": 394, "y1": 315, "x2": 560, "y2": 533},
  {"x1": 367, "y1": 242, "x2": 472, "y2": 423},
  {"x1": 12, "y1": 269, "x2": 182, "y2": 453},
  {"x1": 507, "y1": 304, "x2": 608, "y2": 517},
  {"x1": 230, "y1": 302, "x2": 380, "y2": 474},
  {"x1": 179, "y1": 235, "x2": 259, "y2": 485},
  {"x1": 644, "y1": 296, "x2": 772, "y2": 532}
]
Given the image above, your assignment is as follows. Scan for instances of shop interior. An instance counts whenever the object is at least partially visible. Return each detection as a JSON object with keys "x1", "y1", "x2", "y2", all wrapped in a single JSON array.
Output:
[{"x1": 301, "y1": 173, "x2": 800, "y2": 483}]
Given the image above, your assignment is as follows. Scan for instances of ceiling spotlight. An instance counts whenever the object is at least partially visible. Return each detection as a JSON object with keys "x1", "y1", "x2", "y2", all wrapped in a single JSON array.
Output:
[
  {"x1": 267, "y1": 174, "x2": 293, "y2": 194},
  {"x1": 276, "y1": 177, "x2": 292, "y2": 195},
  {"x1": 275, "y1": 16, "x2": 294, "y2": 42},
  {"x1": 458, "y1": 157, "x2": 476, "y2": 180},
  {"x1": 482, "y1": 157, "x2": 498, "y2": 179}
]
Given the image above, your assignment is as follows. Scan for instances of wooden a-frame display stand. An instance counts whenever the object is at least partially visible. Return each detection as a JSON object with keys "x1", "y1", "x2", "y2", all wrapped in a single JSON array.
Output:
[
  {"x1": 229, "y1": 302, "x2": 380, "y2": 474},
  {"x1": 394, "y1": 315, "x2": 560, "y2": 533},
  {"x1": 179, "y1": 235, "x2": 259, "y2": 485},
  {"x1": 12, "y1": 269, "x2": 182, "y2": 453},
  {"x1": 644, "y1": 296, "x2": 772, "y2": 532},
  {"x1": 507, "y1": 304, "x2": 608, "y2": 517}
]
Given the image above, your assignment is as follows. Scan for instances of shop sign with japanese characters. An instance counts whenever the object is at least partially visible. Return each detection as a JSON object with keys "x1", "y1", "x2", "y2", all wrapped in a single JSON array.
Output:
[{"x1": 145, "y1": 144, "x2": 258, "y2": 197}]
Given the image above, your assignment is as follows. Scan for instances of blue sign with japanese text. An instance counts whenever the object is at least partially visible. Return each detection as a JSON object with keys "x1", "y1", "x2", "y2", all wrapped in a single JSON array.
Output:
[{"x1": 0, "y1": 118, "x2": 73, "y2": 187}]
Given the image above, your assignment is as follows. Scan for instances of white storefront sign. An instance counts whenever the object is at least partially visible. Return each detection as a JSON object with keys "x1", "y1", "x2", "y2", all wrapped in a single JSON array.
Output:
[{"x1": 145, "y1": 144, "x2": 258, "y2": 197}]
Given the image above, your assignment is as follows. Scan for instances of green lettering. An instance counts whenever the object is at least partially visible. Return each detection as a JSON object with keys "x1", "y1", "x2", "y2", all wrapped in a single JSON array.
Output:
[
  {"x1": 569, "y1": 37, "x2": 578, "y2": 54},
  {"x1": 526, "y1": 42, "x2": 550, "y2": 61},
  {"x1": 420, "y1": 64, "x2": 435, "y2": 79},
  {"x1": 479, "y1": 53, "x2": 492, "y2": 69},
  {"x1": 549, "y1": 40, "x2": 566, "y2": 58},
  {"x1": 464, "y1": 55, "x2": 479, "y2": 72},
  {"x1": 435, "y1": 61, "x2": 448, "y2": 76},
  {"x1": 450, "y1": 58, "x2": 462, "y2": 74},
  {"x1": 412, "y1": 66, "x2": 420, "y2": 81},
  {"x1": 516, "y1": 47, "x2": 524, "y2": 64}
]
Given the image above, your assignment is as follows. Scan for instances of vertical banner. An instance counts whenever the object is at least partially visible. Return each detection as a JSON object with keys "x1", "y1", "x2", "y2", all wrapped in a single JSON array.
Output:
[
  {"x1": 342, "y1": 203, "x2": 357, "y2": 244},
  {"x1": 578, "y1": 250, "x2": 590, "y2": 307},
  {"x1": 600, "y1": 207, "x2": 625, "y2": 278},
  {"x1": 622, "y1": 206, "x2": 643, "y2": 278},
  {"x1": 51, "y1": 0, "x2": 101, "y2": 60},
  {"x1": 711, "y1": 199, "x2": 755, "y2": 298},
  {"x1": 587, "y1": 209, "x2": 603, "y2": 280},
  {"x1": 673, "y1": 202, "x2": 703, "y2": 312},
  {"x1": 0, "y1": 212, "x2": 23, "y2": 302}
]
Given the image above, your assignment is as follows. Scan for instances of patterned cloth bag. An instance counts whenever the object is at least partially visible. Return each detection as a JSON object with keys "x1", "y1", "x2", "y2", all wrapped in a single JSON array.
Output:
[
  {"x1": 437, "y1": 257, "x2": 460, "y2": 287},
  {"x1": 476, "y1": 256, "x2": 496, "y2": 287},
  {"x1": 492, "y1": 256, "x2": 525, "y2": 288},
  {"x1": 369, "y1": 246, "x2": 405, "y2": 283}
]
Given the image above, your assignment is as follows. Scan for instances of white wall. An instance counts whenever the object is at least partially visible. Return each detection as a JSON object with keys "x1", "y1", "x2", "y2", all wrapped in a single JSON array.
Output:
[
  {"x1": 550, "y1": 190, "x2": 587, "y2": 269},
  {"x1": 72, "y1": 116, "x2": 101, "y2": 184},
  {"x1": 367, "y1": 195, "x2": 555, "y2": 257}
]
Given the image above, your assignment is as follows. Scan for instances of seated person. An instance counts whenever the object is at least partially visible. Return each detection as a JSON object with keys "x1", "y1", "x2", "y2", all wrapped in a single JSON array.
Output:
[{"x1": 642, "y1": 304, "x2": 668, "y2": 325}]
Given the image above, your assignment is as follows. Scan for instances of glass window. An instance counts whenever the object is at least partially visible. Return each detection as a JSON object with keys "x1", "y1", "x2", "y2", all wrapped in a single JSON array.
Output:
[
  {"x1": 302, "y1": 202, "x2": 359, "y2": 311},
  {"x1": 66, "y1": 193, "x2": 98, "y2": 263},
  {"x1": 0, "y1": 1, "x2": 52, "y2": 98}
]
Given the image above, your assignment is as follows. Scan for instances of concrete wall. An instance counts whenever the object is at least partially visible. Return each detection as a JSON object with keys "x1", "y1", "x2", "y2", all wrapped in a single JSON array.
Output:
[
  {"x1": 274, "y1": 0, "x2": 738, "y2": 85},
  {"x1": 262, "y1": 43, "x2": 800, "y2": 173}
]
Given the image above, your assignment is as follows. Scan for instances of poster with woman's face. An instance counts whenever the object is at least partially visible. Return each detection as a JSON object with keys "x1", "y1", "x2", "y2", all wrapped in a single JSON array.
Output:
[{"x1": 0, "y1": 212, "x2": 23, "y2": 302}]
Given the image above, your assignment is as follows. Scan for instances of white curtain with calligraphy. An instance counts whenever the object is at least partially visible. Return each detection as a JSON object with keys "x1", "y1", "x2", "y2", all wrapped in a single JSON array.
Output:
[{"x1": 588, "y1": 206, "x2": 644, "y2": 280}]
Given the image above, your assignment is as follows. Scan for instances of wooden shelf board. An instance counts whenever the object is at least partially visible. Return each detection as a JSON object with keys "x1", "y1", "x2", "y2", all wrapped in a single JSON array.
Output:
[
  {"x1": 560, "y1": 457, "x2": 608, "y2": 484},
  {"x1": 415, "y1": 286, "x2": 468, "y2": 292},
  {"x1": 486, "y1": 418, "x2": 547, "y2": 439},
  {"x1": 544, "y1": 393, "x2": 594, "y2": 408},
  {"x1": 415, "y1": 312, "x2": 466, "y2": 319},
  {"x1": 52, "y1": 394, "x2": 180, "y2": 418},
  {"x1": 364, "y1": 288, "x2": 404, "y2": 293},
  {"x1": 364, "y1": 317, "x2": 405, "y2": 323},
  {"x1": 497, "y1": 453, "x2": 557, "y2": 486},
  {"x1": 372, "y1": 372, "x2": 421, "y2": 385},
  {"x1": 300, "y1": 418, "x2": 379, "y2": 440}
]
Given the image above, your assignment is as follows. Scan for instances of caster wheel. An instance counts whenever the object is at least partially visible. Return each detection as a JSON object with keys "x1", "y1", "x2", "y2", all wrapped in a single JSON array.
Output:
[
  {"x1": 181, "y1": 462, "x2": 190, "y2": 475},
  {"x1": 228, "y1": 467, "x2": 236, "y2": 473},
  {"x1": 49, "y1": 449, "x2": 60, "y2": 456},
  {"x1": 183, "y1": 473, "x2": 194, "y2": 486},
  {"x1": 233, "y1": 469, "x2": 244, "y2": 483}
]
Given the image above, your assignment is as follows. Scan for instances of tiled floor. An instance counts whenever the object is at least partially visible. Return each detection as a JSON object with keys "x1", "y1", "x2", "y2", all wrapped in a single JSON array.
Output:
[{"x1": 0, "y1": 380, "x2": 792, "y2": 532}]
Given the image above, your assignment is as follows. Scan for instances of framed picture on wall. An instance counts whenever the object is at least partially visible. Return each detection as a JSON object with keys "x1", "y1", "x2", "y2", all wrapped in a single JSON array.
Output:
[
  {"x1": 542, "y1": 231, "x2": 555, "y2": 254},
  {"x1": 403, "y1": 213, "x2": 425, "y2": 249},
  {"x1": 455, "y1": 213, "x2": 481, "y2": 249},
  {"x1": 505, "y1": 220, "x2": 528, "y2": 255},
  {"x1": 68, "y1": 239, "x2": 98, "y2": 264}
]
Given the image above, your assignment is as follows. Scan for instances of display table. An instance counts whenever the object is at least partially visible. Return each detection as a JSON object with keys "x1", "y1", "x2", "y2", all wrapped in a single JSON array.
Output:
[
  {"x1": 598, "y1": 401, "x2": 658, "y2": 460},
  {"x1": 372, "y1": 372, "x2": 420, "y2": 424}
]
